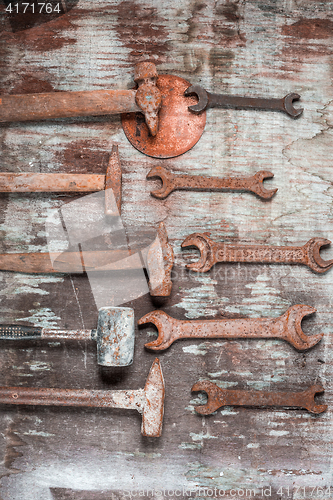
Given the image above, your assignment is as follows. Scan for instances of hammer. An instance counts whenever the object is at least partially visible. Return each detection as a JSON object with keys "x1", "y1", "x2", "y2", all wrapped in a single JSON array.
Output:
[
  {"x1": 0, "y1": 62, "x2": 162, "y2": 136},
  {"x1": 0, "y1": 144, "x2": 122, "y2": 216},
  {"x1": 0, "y1": 306, "x2": 135, "y2": 367},
  {"x1": 0, "y1": 358, "x2": 165, "y2": 437}
]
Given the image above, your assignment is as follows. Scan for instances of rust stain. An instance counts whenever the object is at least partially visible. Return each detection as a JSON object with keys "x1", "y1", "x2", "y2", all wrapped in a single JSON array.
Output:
[
  {"x1": 282, "y1": 18, "x2": 333, "y2": 40},
  {"x1": 212, "y1": 1, "x2": 246, "y2": 48},
  {"x1": 56, "y1": 140, "x2": 109, "y2": 174},
  {"x1": 115, "y1": 1, "x2": 169, "y2": 62},
  {"x1": 10, "y1": 76, "x2": 55, "y2": 95},
  {"x1": 0, "y1": 13, "x2": 77, "y2": 52}
]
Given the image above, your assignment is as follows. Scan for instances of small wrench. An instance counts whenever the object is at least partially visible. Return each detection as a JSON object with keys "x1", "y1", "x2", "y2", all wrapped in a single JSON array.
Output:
[
  {"x1": 147, "y1": 166, "x2": 277, "y2": 200},
  {"x1": 192, "y1": 381, "x2": 327, "y2": 415},
  {"x1": 181, "y1": 233, "x2": 333, "y2": 274},
  {"x1": 138, "y1": 305, "x2": 323, "y2": 351},
  {"x1": 184, "y1": 85, "x2": 303, "y2": 118}
]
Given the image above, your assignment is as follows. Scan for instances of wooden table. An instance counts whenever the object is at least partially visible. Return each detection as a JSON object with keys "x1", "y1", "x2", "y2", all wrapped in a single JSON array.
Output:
[{"x1": 0, "y1": 1, "x2": 332, "y2": 498}]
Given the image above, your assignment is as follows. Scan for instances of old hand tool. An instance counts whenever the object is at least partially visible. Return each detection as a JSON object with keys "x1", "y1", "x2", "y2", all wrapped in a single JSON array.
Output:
[
  {"x1": 0, "y1": 62, "x2": 161, "y2": 136},
  {"x1": 0, "y1": 222, "x2": 174, "y2": 297},
  {"x1": 138, "y1": 305, "x2": 323, "y2": 351},
  {"x1": 185, "y1": 85, "x2": 303, "y2": 118},
  {"x1": 0, "y1": 145, "x2": 122, "y2": 216},
  {"x1": 0, "y1": 307, "x2": 134, "y2": 367},
  {"x1": 181, "y1": 233, "x2": 333, "y2": 274},
  {"x1": 147, "y1": 166, "x2": 277, "y2": 200},
  {"x1": 0, "y1": 358, "x2": 165, "y2": 437},
  {"x1": 192, "y1": 382, "x2": 327, "y2": 415}
]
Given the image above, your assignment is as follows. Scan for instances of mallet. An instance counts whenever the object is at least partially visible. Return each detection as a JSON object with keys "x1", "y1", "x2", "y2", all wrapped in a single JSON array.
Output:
[
  {"x1": 0, "y1": 358, "x2": 165, "y2": 437},
  {"x1": 0, "y1": 306, "x2": 135, "y2": 367}
]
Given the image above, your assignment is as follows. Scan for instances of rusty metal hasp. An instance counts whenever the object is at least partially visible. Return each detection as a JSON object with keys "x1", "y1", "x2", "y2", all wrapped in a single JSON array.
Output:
[
  {"x1": 0, "y1": 62, "x2": 161, "y2": 136},
  {"x1": 0, "y1": 358, "x2": 165, "y2": 437},
  {"x1": 0, "y1": 145, "x2": 122, "y2": 216},
  {"x1": 147, "y1": 167, "x2": 277, "y2": 200},
  {"x1": 138, "y1": 305, "x2": 323, "y2": 351},
  {"x1": 181, "y1": 233, "x2": 333, "y2": 274},
  {"x1": 185, "y1": 85, "x2": 303, "y2": 118},
  {"x1": 0, "y1": 306, "x2": 134, "y2": 367},
  {"x1": 0, "y1": 222, "x2": 174, "y2": 297},
  {"x1": 192, "y1": 382, "x2": 327, "y2": 415}
]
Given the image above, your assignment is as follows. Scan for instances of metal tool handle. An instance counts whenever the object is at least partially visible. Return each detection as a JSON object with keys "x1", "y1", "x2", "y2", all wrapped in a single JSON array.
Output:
[
  {"x1": 214, "y1": 243, "x2": 305, "y2": 265},
  {"x1": 0, "y1": 386, "x2": 144, "y2": 410},
  {"x1": 0, "y1": 325, "x2": 43, "y2": 340},
  {"x1": 0, "y1": 90, "x2": 140, "y2": 123},
  {"x1": 177, "y1": 317, "x2": 276, "y2": 339},
  {"x1": 208, "y1": 92, "x2": 285, "y2": 112}
]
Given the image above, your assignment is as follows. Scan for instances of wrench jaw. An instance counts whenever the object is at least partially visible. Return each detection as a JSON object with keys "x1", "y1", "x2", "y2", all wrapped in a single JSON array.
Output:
[
  {"x1": 279, "y1": 305, "x2": 324, "y2": 351},
  {"x1": 302, "y1": 385, "x2": 327, "y2": 414},
  {"x1": 303, "y1": 238, "x2": 333, "y2": 273},
  {"x1": 147, "y1": 166, "x2": 174, "y2": 199},
  {"x1": 181, "y1": 233, "x2": 215, "y2": 273},
  {"x1": 252, "y1": 171, "x2": 278, "y2": 200},
  {"x1": 184, "y1": 85, "x2": 208, "y2": 114},
  {"x1": 138, "y1": 311, "x2": 176, "y2": 350},
  {"x1": 191, "y1": 381, "x2": 224, "y2": 415},
  {"x1": 283, "y1": 93, "x2": 303, "y2": 118}
]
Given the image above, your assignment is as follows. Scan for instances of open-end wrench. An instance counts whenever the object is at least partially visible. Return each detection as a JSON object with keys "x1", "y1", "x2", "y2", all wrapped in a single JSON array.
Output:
[
  {"x1": 138, "y1": 305, "x2": 323, "y2": 351},
  {"x1": 147, "y1": 166, "x2": 277, "y2": 200},
  {"x1": 184, "y1": 85, "x2": 303, "y2": 118},
  {"x1": 192, "y1": 381, "x2": 327, "y2": 415},
  {"x1": 181, "y1": 233, "x2": 333, "y2": 274},
  {"x1": 0, "y1": 62, "x2": 161, "y2": 136}
]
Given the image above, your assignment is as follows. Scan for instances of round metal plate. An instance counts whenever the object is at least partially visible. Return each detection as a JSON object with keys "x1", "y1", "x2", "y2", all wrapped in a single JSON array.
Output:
[{"x1": 121, "y1": 75, "x2": 207, "y2": 159}]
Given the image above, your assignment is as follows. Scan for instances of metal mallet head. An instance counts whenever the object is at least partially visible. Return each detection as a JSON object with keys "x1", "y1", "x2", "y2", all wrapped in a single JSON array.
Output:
[{"x1": 0, "y1": 306, "x2": 135, "y2": 368}]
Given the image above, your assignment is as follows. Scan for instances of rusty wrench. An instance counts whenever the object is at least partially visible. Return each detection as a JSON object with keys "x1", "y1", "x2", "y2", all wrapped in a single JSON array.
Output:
[
  {"x1": 185, "y1": 85, "x2": 303, "y2": 118},
  {"x1": 138, "y1": 305, "x2": 323, "y2": 351},
  {"x1": 192, "y1": 381, "x2": 327, "y2": 415},
  {"x1": 181, "y1": 233, "x2": 333, "y2": 274},
  {"x1": 147, "y1": 166, "x2": 277, "y2": 200}
]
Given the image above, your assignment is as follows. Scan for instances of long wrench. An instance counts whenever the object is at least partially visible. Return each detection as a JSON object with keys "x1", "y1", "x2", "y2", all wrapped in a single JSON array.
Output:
[
  {"x1": 147, "y1": 166, "x2": 277, "y2": 200},
  {"x1": 138, "y1": 305, "x2": 323, "y2": 351},
  {"x1": 185, "y1": 85, "x2": 303, "y2": 118},
  {"x1": 192, "y1": 381, "x2": 327, "y2": 415},
  {"x1": 0, "y1": 62, "x2": 161, "y2": 136},
  {"x1": 181, "y1": 233, "x2": 333, "y2": 274}
]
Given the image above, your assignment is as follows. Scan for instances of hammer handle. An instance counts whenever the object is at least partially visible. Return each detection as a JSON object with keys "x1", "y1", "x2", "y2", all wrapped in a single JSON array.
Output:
[
  {"x1": 0, "y1": 173, "x2": 105, "y2": 193},
  {"x1": 0, "y1": 325, "x2": 42, "y2": 339},
  {"x1": 0, "y1": 89, "x2": 140, "y2": 122}
]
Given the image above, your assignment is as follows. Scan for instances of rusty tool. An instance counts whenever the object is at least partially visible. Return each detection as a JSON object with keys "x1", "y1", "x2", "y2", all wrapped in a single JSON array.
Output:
[
  {"x1": 147, "y1": 166, "x2": 277, "y2": 200},
  {"x1": 192, "y1": 382, "x2": 327, "y2": 415},
  {"x1": 0, "y1": 358, "x2": 165, "y2": 437},
  {"x1": 0, "y1": 222, "x2": 174, "y2": 297},
  {"x1": 138, "y1": 305, "x2": 323, "y2": 351},
  {"x1": 185, "y1": 85, "x2": 303, "y2": 118},
  {"x1": 0, "y1": 145, "x2": 122, "y2": 216},
  {"x1": 181, "y1": 233, "x2": 333, "y2": 274},
  {"x1": 0, "y1": 62, "x2": 161, "y2": 136},
  {"x1": 0, "y1": 306, "x2": 134, "y2": 367}
]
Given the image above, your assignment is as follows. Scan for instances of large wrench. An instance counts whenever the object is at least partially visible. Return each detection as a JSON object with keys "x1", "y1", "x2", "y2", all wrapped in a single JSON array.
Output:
[
  {"x1": 147, "y1": 166, "x2": 277, "y2": 200},
  {"x1": 192, "y1": 382, "x2": 327, "y2": 415},
  {"x1": 138, "y1": 305, "x2": 323, "y2": 351},
  {"x1": 181, "y1": 233, "x2": 333, "y2": 274},
  {"x1": 185, "y1": 85, "x2": 303, "y2": 118}
]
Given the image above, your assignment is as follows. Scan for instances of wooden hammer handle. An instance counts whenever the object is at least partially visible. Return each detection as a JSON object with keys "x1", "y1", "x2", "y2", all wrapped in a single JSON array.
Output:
[{"x1": 0, "y1": 89, "x2": 140, "y2": 122}]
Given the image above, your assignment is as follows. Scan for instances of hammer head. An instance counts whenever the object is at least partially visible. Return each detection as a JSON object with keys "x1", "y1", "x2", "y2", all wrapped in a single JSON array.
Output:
[
  {"x1": 134, "y1": 62, "x2": 162, "y2": 137},
  {"x1": 104, "y1": 144, "x2": 122, "y2": 216},
  {"x1": 142, "y1": 358, "x2": 165, "y2": 437},
  {"x1": 96, "y1": 307, "x2": 134, "y2": 367}
]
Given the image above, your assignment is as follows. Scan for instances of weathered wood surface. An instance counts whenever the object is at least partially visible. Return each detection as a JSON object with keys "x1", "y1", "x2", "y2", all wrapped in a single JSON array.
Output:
[{"x1": 0, "y1": 0, "x2": 333, "y2": 498}]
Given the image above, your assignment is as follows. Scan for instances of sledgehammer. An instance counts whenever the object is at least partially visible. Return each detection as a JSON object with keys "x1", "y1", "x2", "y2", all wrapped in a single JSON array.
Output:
[
  {"x1": 0, "y1": 306, "x2": 135, "y2": 367},
  {"x1": 0, "y1": 358, "x2": 165, "y2": 437}
]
